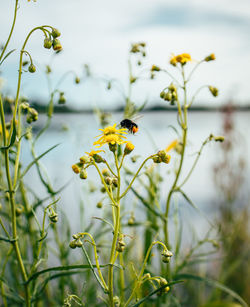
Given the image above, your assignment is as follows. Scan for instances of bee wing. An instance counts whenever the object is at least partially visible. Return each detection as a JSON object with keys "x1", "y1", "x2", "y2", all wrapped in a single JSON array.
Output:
[{"x1": 130, "y1": 114, "x2": 143, "y2": 122}]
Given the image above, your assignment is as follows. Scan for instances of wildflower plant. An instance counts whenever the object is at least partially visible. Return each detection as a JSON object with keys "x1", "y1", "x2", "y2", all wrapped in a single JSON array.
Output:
[{"x1": 71, "y1": 125, "x2": 174, "y2": 306}]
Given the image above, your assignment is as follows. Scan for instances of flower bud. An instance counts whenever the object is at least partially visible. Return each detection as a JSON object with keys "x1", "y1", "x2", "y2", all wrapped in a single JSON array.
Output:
[
  {"x1": 51, "y1": 28, "x2": 61, "y2": 38},
  {"x1": 16, "y1": 204, "x2": 24, "y2": 217},
  {"x1": 58, "y1": 92, "x2": 66, "y2": 104},
  {"x1": 72, "y1": 164, "x2": 81, "y2": 174},
  {"x1": 102, "y1": 168, "x2": 110, "y2": 177},
  {"x1": 153, "y1": 156, "x2": 161, "y2": 163},
  {"x1": 28, "y1": 64, "x2": 36, "y2": 73},
  {"x1": 72, "y1": 234, "x2": 79, "y2": 239},
  {"x1": 214, "y1": 136, "x2": 224, "y2": 142},
  {"x1": 208, "y1": 86, "x2": 218, "y2": 97},
  {"x1": 52, "y1": 39, "x2": 62, "y2": 51},
  {"x1": 161, "y1": 249, "x2": 173, "y2": 263},
  {"x1": 112, "y1": 177, "x2": 118, "y2": 187},
  {"x1": 160, "y1": 91, "x2": 165, "y2": 99},
  {"x1": 164, "y1": 92, "x2": 172, "y2": 101},
  {"x1": 168, "y1": 83, "x2": 177, "y2": 92},
  {"x1": 128, "y1": 214, "x2": 135, "y2": 225},
  {"x1": 49, "y1": 213, "x2": 58, "y2": 223},
  {"x1": 75, "y1": 77, "x2": 80, "y2": 84},
  {"x1": 130, "y1": 76, "x2": 137, "y2": 84},
  {"x1": 113, "y1": 296, "x2": 120, "y2": 307},
  {"x1": 124, "y1": 141, "x2": 135, "y2": 155},
  {"x1": 44, "y1": 38, "x2": 52, "y2": 49},
  {"x1": 97, "y1": 201, "x2": 103, "y2": 208},
  {"x1": 109, "y1": 143, "x2": 117, "y2": 153},
  {"x1": 158, "y1": 277, "x2": 170, "y2": 295},
  {"x1": 75, "y1": 240, "x2": 83, "y2": 247},
  {"x1": 26, "y1": 108, "x2": 38, "y2": 123},
  {"x1": 100, "y1": 186, "x2": 106, "y2": 193},
  {"x1": 92, "y1": 154, "x2": 104, "y2": 163},
  {"x1": 116, "y1": 238, "x2": 125, "y2": 253},
  {"x1": 80, "y1": 169, "x2": 88, "y2": 180},
  {"x1": 151, "y1": 65, "x2": 160, "y2": 72},
  {"x1": 104, "y1": 176, "x2": 112, "y2": 185},
  {"x1": 80, "y1": 155, "x2": 90, "y2": 164},
  {"x1": 69, "y1": 240, "x2": 77, "y2": 249},
  {"x1": 205, "y1": 53, "x2": 215, "y2": 62}
]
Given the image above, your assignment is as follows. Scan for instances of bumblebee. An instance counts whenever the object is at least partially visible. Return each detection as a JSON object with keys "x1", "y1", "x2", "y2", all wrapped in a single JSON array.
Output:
[{"x1": 120, "y1": 118, "x2": 139, "y2": 134}]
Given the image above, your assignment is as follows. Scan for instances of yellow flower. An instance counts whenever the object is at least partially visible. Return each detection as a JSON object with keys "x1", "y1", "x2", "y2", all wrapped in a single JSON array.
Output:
[
  {"x1": 97, "y1": 123, "x2": 127, "y2": 136},
  {"x1": 85, "y1": 149, "x2": 105, "y2": 156},
  {"x1": 94, "y1": 134, "x2": 127, "y2": 148},
  {"x1": 170, "y1": 53, "x2": 192, "y2": 66},
  {"x1": 94, "y1": 123, "x2": 128, "y2": 148},
  {"x1": 124, "y1": 141, "x2": 135, "y2": 155}
]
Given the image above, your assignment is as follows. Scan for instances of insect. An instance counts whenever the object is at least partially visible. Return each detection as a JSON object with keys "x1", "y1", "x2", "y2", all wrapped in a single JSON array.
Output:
[{"x1": 120, "y1": 118, "x2": 139, "y2": 134}]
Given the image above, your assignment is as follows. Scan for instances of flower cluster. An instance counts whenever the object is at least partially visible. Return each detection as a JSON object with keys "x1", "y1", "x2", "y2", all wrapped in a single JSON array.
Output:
[{"x1": 170, "y1": 53, "x2": 192, "y2": 66}]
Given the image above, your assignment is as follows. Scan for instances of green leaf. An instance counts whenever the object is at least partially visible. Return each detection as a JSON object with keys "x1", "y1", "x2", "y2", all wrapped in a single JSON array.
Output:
[
  {"x1": 0, "y1": 122, "x2": 16, "y2": 151},
  {"x1": 20, "y1": 143, "x2": 59, "y2": 179},
  {"x1": 0, "y1": 49, "x2": 16, "y2": 65},
  {"x1": 201, "y1": 301, "x2": 243, "y2": 307},
  {"x1": 25, "y1": 263, "x2": 122, "y2": 284},
  {"x1": 175, "y1": 274, "x2": 248, "y2": 307},
  {"x1": 129, "y1": 280, "x2": 183, "y2": 307}
]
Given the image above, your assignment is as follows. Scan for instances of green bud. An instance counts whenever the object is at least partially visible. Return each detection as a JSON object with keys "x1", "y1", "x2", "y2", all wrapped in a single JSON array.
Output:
[
  {"x1": 80, "y1": 169, "x2": 88, "y2": 180},
  {"x1": 104, "y1": 176, "x2": 112, "y2": 185},
  {"x1": 52, "y1": 39, "x2": 62, "y2": 51},
  {"x1": 208, "y1": 86, "x2": 219, "y2": 97},
  {"x1": 51, "y1": 28, "x2": 61, "y2": 38},
  {"x1": 164, "y1": 92, "x2": 172, "y2": 101},
  {"x1": 16, "y1": 204, "x2": 24, "y2": 217},
  {"x1": 58, "y1": 93, "x2": 66, "y2": 104},
  {"x1": 116, "y1": 239, "x2": 125, "y2": 253},
  {"x1": 69, "y1": 241, "x2": 77, "y2": 249},
  {"x1": 28, "y1": 64, "x2": 36, "y2": 73},
  {"x1": 80, "y1": 155, "x2": 90, "y2": 164},
  {"x1": 44, "y1": 38, "x2": 52, "y2": 49},
  {"x1": 92, "y1": 154, "x2": 104, "y2": 163},
  {"x1": 168, "y1": 83, "x2": 176, "y2": 92},
  {"x1": 75, "y1": 240, "x2": 83, "y2": 247},
  {"x1": 49, "y1": 213, "x2": 58, "y2": 223},
  {"x1": 75, "y1": 77, "x2": 80, "y2": 84},
  {"x1": 113, "y1": 296, "x2": 120, "y2": 307},
  {"x1": 161, "y1": 249, "x2": 173, "y2": 263},
  {"x1": 97, "y1": 201, "x2": 103, "y2": 208},
  {"x1": 112, "y1": 177, "x2": 118, "y2": 187},
  {"x1": 130, "y1": 76, "x2": 137, "y2": 84},
  {"x1": 46, "y1": 65, "x2": 52, "y2": 74},
  {"x1": 160, "y1": 91, "x2": 165, "y2": 99},
  {"x1": 153, "y1": 156, "x2": 161, "y2": 163},
  {"x1": 214, "y1": 136, "x2": 224, "y2": 142},
  {"x1": 101, "y1": 168, "x2": 110, "y2": 177}
]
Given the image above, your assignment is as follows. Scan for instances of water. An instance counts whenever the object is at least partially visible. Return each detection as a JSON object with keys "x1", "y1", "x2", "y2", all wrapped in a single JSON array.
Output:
[{"x1": 21, "y1": 111, "x2": 250, "y2": 236}]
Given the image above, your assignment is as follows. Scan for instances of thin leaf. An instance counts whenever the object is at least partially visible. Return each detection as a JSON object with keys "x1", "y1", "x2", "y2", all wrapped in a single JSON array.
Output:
[
  {"x1": 25, "y1": 263, "x2": 122, "y2": 284},
  {"x1": 92, "y1": 216, "x2": 114, "y2": 230},
  {"x1": 0, "y1": 49, "x2": 16, "y2": 65},
  {"x1": 20, "y1": 143, "x2": 59, "y2": 179},
  {"x1": 175, "y1": 274, "x2": 248, "y2": 307},
  {"x1": 129, "y1": 280, "x2": 183, "y2": 307}
]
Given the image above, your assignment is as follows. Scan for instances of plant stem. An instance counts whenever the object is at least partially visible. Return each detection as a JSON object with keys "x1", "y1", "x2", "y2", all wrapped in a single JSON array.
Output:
[{"x1": 0, "y1": 0, "x2": 18, "y2": 64}]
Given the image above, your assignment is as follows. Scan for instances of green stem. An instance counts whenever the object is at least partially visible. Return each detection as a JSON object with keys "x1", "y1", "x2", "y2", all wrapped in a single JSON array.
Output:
[
  {"x1": 0, "y1": 0, "x2": 18, "y2": 64},
  {"x1": 120, "y1": 155, "x2": 155, "y2": 199}
]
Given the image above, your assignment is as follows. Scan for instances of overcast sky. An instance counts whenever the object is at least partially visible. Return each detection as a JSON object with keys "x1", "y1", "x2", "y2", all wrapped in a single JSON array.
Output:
[{"x1": 1, "y1": 0, "x2": 250, "y2": 109}]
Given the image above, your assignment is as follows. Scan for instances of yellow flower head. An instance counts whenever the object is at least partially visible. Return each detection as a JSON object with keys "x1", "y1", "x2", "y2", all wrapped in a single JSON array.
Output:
[
  {"x1": 97, "y1": 123, "x2": 127, "y2": 136},
  {"x1": 94, "y1": 123, "x2": 128, "y2": 148},
  {"x1": 170, "y1": 53, "x2": 192, "y2": 66},
  {"x1": 94, "y1": 134, "x2": 127, "y2": 148}
]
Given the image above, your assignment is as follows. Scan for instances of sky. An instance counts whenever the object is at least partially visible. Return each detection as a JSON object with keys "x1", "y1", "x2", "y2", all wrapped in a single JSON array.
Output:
[{"x1": 1, "y1": 0, "x2": 250, "y2": 110}]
